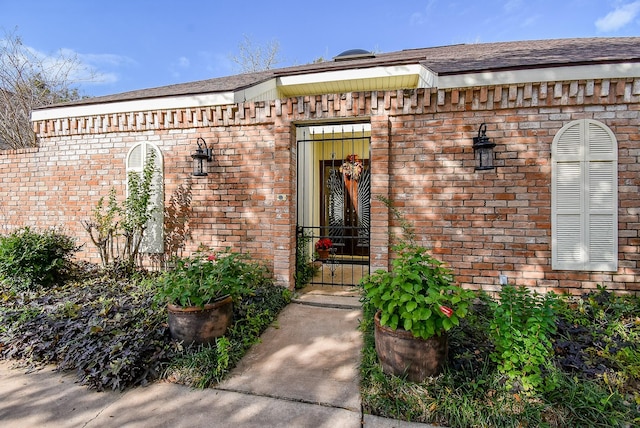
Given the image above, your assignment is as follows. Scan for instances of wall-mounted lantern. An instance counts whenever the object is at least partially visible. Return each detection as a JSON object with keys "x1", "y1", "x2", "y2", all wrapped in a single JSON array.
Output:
[
  {"x1": 472, "y1": 123, "x2": 496, "y2": 171},
  {"x1": 191, "y1": 137, "x2": 213, "y2": 177}
]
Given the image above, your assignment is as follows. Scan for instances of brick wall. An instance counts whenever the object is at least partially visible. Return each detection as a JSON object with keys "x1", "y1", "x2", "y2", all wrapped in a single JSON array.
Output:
[{"x1": 3, "y1": 77, "x2": 637, "y2": 293}]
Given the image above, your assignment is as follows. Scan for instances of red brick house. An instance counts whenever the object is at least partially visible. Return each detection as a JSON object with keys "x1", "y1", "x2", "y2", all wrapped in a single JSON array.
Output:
[{"x1": 1, "y1": 37, "x2": 639, "y2": 294}]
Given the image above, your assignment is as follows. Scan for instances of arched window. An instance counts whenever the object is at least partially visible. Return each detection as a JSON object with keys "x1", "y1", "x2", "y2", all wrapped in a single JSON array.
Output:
[
  {"x1": 552, "y1": 119, "x2": 617, "y2": 271},
  {"x1": 126, "y1": 142, "x2": 164, "y2": 253}
]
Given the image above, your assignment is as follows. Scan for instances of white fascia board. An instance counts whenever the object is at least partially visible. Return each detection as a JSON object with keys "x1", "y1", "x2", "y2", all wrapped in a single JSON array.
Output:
[
  {"x1": 234, "y1": 78, "x2": 278, "y2": 103},
  {"x1": 418, "y1": 66, "x2": 436, "y2": 88},
  {"x1": 278, "y1": 64, "x2": 432, "y2": 88},
  {"x1": 31, "y1": 92, "x2": 236, "y2": 121},
  {"x1": 437, "y1": 63, "x2": 640, "y2": 89}
]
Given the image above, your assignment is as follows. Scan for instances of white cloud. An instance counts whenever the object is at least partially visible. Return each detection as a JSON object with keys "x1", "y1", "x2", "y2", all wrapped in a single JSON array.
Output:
[
  {"x1": 0, "y1": 42, "x2": 121, "y2": 86},
  {"x1": 516, "y1": 13, "x2": 541, "y2": 29},
  {"x1": 76, "y1": 52, "x2": 136, "y2": 67},
  {"x1": 64, "y1": 50, "x2": 133, "y2": 85},
  {"x1": 410, "y1": 12, "x2": 425, "y2": 26},
  {"x1": 169, "y1": 56, "x2": 192, "y2": 79},
  {"x1": 410, "y1": 0, "x2": 437, "y2": 26},
  {"x1": 595, "y1": 1, "x2": 640, "y2": 32},
  {"x1": 199, "y1": 51, "x2": 233, "y2": 75},
  {"x1": 77, "y1": 70, "x2": 118, "y2": 85},
  {"x1": 73, "y1": 51, "x2": 135, "y2": 85},
  {"x1": 504, "y1": 0, "x2": 524, "y2": 13},
  {"x1": 177, "y1": 56, "x2": 190, "y2": 68}
]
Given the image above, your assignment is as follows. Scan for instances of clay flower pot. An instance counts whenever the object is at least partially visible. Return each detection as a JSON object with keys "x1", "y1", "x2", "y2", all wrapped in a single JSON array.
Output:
[
  {"x1": 374, "y1": 310, "x2": 448, "y2": 382},
  {"x1": 317, "y1": 249, "x2": 330, "y2": 260},
  {"x1": 167, "y1": 295, "x2": 233, "y2": 345}
]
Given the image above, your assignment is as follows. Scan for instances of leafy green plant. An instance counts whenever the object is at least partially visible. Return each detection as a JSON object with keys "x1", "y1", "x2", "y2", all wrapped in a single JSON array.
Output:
[
  {"x1": 121, "y1": 149, "x2": 158, "y2": 265},
  {"x1": 489, "y1": 285, "x2": 559, "y2": 393},
  {"x1": 82, "y1": 188, "x2": 119, "y2": 266},
  {"x1": 363, "y1": 243, "x2": 474, "y2": 339},
  {"x1": 295, "y1": 229, "x2": 316, "y2": 289},
  {"x1": 0, "y1": 227, "x2": 79, "y2": 290},
  {"x1": 361, "y1": 196, "x2": 474, "y2": 340},
  {"x1": 155, "y1": 248, "x2": 270, "y2": 308}
]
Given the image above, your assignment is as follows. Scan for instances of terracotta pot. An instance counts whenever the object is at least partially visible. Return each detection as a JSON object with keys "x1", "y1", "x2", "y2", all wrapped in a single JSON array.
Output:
[
  {"x1": 374, "y1": 310, "x2": 448, "y2": 382},
  {"x1": 317, "y1": 249, "x2": 330, "y2": 259},
  {"x1": 167, "y1": 295, "x2": 233, "y2": 345}
]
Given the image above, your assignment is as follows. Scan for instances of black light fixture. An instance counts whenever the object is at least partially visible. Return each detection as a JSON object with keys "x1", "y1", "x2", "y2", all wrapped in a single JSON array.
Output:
[
  {"x1": 472, "y1": 123, "x2": 496, "y2": 170},
  {"x1": 191, "y1": 137, "x2": 213, "y2": 177}
]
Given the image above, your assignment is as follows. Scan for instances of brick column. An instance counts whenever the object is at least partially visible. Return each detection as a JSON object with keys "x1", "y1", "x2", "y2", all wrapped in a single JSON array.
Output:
[
  {"x1": 369, "y1": 115, "x2": 391, "y2": 271},
  {"x1": 272, "y1": 117, "x2": 295, "y2": 289}
]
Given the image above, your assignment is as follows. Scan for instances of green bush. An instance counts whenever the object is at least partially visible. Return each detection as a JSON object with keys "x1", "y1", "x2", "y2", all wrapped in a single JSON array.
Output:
[
  {"x1": 295, "y1": 231, "x2": 316, "y2": 289},
  {"x1": 489, "y1": 285, "x2": 559, "y2": 393},
  {"x1": 362, "y1": 243, "x2": 474, "y2": 340},
  {"x1": 0, "y1": 227, "x2": 79, "y2": 290},
  {"x1": 361, "y1": 196, "x2": 475, "y2": 340}
]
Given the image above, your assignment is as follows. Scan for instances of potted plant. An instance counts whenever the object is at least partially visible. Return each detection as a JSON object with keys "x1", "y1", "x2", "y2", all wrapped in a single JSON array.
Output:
[
  {"x1": 315, "y1": 237, "x2": 333, "y2": 260},
  {"x1": 155, "y1": 248, "x2": 260, "y2": 345},
  {"x1": 361, "y1": 198, "x2": 475, "y2": 382}
]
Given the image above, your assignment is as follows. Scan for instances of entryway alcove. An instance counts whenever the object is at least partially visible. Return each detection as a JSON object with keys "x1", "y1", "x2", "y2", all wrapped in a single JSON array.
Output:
[{"x1": 296, "y1": 123, "x2": 371, "y2": 287}]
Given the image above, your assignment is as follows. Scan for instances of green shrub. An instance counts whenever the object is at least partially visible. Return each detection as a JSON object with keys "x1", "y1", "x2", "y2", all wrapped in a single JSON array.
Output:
[
  {"x1": 489, "y1": 285, "x2": 559, "y2": 393},
  {"x1": 82, "y1": 150, "x2": 160, "y2": 268},
  {"x1": 361, "y1": 196, "x2": 475, "y2": 340},
  {"x1": 363, "y1": 243, "x2": 474, "y2": 340},
  {"x1": 295, "y1": 231, "x2": 316, "y2": 289},
  {"x1": 0, "y1": 227, "x2": 79, "y2": 290}
]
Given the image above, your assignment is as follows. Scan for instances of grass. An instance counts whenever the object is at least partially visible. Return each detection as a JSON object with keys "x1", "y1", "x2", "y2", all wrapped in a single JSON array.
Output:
[{"x1": 360, "y1": 287, "x2": 640, "y2": 427}]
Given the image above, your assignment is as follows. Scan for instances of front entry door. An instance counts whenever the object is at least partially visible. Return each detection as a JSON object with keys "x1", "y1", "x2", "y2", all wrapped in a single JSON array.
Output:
[{"x1": 321, "y1": 158, "x2": 370, "y2": 257}]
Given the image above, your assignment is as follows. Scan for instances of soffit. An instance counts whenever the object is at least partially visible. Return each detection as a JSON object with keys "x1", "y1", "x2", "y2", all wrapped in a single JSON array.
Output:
[{"x1": 276, "y1": 64, "x2": 433, "y2": 97}]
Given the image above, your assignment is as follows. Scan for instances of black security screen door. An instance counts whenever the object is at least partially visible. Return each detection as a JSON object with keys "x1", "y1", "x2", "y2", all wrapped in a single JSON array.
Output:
[{"x1": 296, "y1": 124, "x2": 370, "y2": 287}]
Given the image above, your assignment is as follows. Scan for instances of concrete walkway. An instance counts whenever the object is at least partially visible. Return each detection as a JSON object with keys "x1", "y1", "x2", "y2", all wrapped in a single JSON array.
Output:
[{"x1": 0, "y1": 288, "x2": 437, "y2": 427}]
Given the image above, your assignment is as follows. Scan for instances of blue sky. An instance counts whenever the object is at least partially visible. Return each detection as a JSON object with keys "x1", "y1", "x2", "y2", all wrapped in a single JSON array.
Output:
[{"x1": 2, "y1": 0, "x2": 639, "y2": 97}]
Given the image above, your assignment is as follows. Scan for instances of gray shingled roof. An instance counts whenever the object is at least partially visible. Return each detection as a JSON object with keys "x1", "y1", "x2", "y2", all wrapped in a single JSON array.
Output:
[{"x1": 43, "y1": 37, "x2": 640, "y2": 108}]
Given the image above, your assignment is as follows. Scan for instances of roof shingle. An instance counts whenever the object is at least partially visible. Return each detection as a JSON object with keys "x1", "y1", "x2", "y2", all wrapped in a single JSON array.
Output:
[{"x1": 42, "y1": 37, "x2": 640, "y2": 109}]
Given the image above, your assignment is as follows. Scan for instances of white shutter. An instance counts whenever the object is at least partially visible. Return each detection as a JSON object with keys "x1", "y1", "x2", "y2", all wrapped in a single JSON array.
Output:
[
  {"x1": 554, "y1": 122, "x2": 582, "y2": 159},
  {"x1": 554, "y1": 163, "x2": 583, "y2": 267},
  {"x1": 552, "y1": 120, "x2": 617, "y2": 271},
  {"x1": 586, "y1": 121, "x2": 617, "y2": 271}
]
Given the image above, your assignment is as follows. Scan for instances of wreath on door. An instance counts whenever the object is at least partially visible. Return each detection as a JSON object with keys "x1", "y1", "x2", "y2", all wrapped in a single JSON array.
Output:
[{"x1": 339, "y1": 154, "x2": 363, "y2": 181}]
